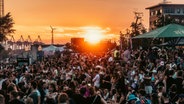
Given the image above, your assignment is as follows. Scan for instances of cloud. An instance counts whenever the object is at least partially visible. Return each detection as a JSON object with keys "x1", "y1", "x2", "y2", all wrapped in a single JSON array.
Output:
[{"x1": 11, "y1": 25, "x2": 118, "y2": 44}]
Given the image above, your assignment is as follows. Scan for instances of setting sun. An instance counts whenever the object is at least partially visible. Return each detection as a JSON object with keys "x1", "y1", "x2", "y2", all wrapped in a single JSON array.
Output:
[{"x1": 84, "y1": 27, "x2": 104, "y2": 44}]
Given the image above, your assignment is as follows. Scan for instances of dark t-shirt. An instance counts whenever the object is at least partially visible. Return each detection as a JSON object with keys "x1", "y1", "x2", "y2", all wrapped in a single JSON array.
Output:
[
  {"x1": 155, "y1": 80, "x2": 165, "y2": 88},
  {"x1": 79, "y1": 74, "x2": 86, "y2": 83},
  {"x1": 86, "y1": 95, "x2": 101, "y2": 104},
  {"x1": 29, "y1": 91, "x2": 39, "y2": 104},
  {"x1": 174, "y1": 78, "x2": 183, "y2": 94},
  {"x1": 166, "y1": 76, "x2": 174, "y2": 91},
  {"x1": 9, "y1": 99, "x2": 25, "y2": 104},
  {"x1": 72, "y1": 94, "x2": 87, "y2": 104},
  {"x1": 144, "y1": 77, "x2": 151, "y2": 86},
  {"x1": 102, "y1": 75, "x2": 111, "y2": 91}
]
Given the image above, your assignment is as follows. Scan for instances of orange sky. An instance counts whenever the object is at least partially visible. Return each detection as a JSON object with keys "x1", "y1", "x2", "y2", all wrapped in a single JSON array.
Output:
[{"x1": 4, "y1": 0, "x2": 184, "y2": 44}]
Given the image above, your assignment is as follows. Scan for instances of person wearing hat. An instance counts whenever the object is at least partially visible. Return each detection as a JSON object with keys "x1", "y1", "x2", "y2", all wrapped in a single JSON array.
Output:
[{"x1": 127, "y1": 94, "x2": 139, "y2": 104}]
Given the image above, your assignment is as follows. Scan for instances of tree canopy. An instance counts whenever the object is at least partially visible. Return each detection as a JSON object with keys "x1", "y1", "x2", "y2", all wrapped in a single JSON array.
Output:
[
  {"x1": 130, "y1": 12, "x2": 147, "y2": 37},
  {"x1": 0, "y1": 12, "x2": 15, "y2": 42}
]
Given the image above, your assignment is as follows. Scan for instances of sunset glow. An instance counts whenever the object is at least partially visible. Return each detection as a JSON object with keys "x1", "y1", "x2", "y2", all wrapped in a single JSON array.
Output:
[
  {"x1": 4, "y1": 0, "x2": 184, "y2": 44},
  {"x1": 84, "y1": 29, "x2": 104, "y2": 44},
  {"x1": 82, "y1": 26, "x2": 116, "y2": 44}
]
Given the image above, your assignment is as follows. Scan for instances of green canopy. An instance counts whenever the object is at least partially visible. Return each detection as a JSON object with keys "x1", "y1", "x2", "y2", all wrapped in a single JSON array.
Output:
[{"x1": 133, "y1": 24, "x2": 184, "y2": 39}]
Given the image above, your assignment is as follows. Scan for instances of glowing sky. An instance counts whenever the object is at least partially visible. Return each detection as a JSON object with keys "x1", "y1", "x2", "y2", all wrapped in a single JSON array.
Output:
[{"x1": 4, "y1": 0, "x2": 184, "y2": 44}]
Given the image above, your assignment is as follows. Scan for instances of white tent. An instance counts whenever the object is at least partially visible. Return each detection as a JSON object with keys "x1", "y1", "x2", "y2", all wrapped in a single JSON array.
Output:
[
  {"x1": 57, "y1": 47, "x2": 65, "y2": 52},
  {"x1": 42, "y1": 45, "x2": 58, "y2": 51},
  {"x1": 42, "y1": 45, "x2": 58, "y2": 55}
]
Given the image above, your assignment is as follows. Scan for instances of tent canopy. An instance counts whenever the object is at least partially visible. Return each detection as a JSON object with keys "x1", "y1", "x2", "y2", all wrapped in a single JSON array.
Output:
[
  {"x1": 133, "y1": 24, "x2": 184, "y2": 39},
  {"x1": 42, "y1": 45, "x2": 66, "y2": 52},
  {"x1": 160, "y1": 37, "x2": 184, "y2": 46},
  {"x1": 42, "y1": 45, "x2": 58, "y2": 52}
]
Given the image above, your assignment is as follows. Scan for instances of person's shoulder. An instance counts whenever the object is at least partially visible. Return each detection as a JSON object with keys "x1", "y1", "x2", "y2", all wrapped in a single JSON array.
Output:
[
  {"x1": 73, "y1": 94, "x2": 87, "y2": 102},
  {"x1": 73, "y1": 93, "x2": 83, "y2": 98},
  {"x1": 87, "y1": 95, "x2": 100, "y2": 99},
  {"x1": 9, "y1": 99, "x2": 25, "y2": 104}
]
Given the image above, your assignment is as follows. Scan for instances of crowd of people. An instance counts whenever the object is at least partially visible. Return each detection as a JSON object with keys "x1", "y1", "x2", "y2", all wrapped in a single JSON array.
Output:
[{"x1": 0, "y1": 46, "x2": 184, "y2": 104}]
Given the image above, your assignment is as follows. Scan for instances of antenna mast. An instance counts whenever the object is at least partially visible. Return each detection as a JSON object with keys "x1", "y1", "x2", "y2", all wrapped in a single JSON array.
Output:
[{"x1": 0, "y1": 0, "x2": 4, "y2": 17}]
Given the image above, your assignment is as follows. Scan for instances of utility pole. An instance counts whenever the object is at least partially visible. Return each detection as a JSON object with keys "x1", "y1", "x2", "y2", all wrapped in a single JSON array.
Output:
[
  {"x1": 0, "y1": 0, "x2": 4, "y2": 44},
  {"x1": 120, "y1": 31, "x2": 123, "y2": 51},
  {"x1": 50, "y1": 26, "x2": 56, "y2": 45},
  {"x1": 125, "y1": 29, "x2": 132, "y2": 49},
  {"x1": 0, "y1": 0, "x2": 4, "y2": 18}
]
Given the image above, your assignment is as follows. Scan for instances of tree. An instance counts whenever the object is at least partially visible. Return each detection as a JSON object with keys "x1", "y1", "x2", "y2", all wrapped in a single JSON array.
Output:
[
  {"x1": 0, "y1": 12, "x2": 15, "y2": 42},
  {"x1": 131, "y1": 22, "x2": 147, "y2": 37},
  {"x1": 130, "y1": 12, "x2": 147, "y2": 37},
  {"x1": 129, "y1": 12, "x2": 147, "y2": 49}
]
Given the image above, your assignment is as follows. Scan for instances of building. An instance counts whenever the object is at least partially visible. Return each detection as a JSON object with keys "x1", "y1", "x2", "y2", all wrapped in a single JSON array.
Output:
[
  {"x1": 146, "y1": 2, "x2": 184, "y2": 30},
  {"x1": 70, "y1": 37, "x2": 116, "y2": 53},
  {"x1": 71, "y1": 38, "x2": 84, "y2": 46}
]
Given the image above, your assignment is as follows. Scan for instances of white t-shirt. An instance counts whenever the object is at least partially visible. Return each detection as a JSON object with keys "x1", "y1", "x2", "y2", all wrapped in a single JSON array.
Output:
[
  {"x1": 123, "y1": 50, "x2": 131, "y2": 62},
  {"x1": 0, "y1": 79, "x2": 6, "y2": 90},
  {"x1": 93, "y1": 74, "x2": 100, "y2": 88}
]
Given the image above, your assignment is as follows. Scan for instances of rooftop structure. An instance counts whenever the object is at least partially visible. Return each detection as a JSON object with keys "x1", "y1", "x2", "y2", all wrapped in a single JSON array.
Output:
[{"x1": 146, "y1": 1, "x2": 184, "y2": 30}]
